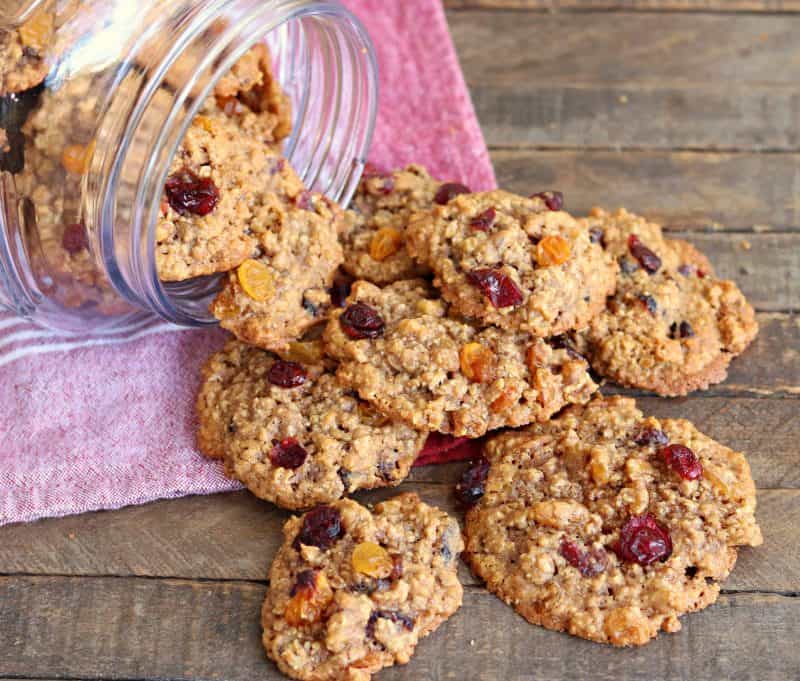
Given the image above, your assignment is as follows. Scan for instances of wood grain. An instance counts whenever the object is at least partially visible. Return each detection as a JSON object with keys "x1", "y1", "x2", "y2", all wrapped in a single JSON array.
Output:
[
  {"x1": 491, "y1": 149, "x2": 800, "y2": 232},
  {"x1": 446, "y1": 1, "x2": 800, "y2": 12},
  {"x1": 1, "y1": 576, "x2": 797, "y2": 681},
  {"x1": 1, "y1": 487, "x2": 795, "y2": 592}
]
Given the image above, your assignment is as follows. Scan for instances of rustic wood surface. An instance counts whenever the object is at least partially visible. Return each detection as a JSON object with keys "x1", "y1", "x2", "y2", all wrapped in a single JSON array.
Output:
[{"x1": 2, "y1": 3, "x2": 799, "y2": 680}]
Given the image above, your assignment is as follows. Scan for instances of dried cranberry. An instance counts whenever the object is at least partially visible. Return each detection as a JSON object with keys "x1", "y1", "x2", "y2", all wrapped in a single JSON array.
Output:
[
  {"x1": 559, "y1": 539, "x2": 608, "y2": 577},
  {"x1": 637, "y1": 293, "x2": 658, "y2": 316},
  {"x1": 270, "y1": 438, "x2": 308, "y2": 469},
  {"x1": 165, "y1": 168, "x2": 220, "y2": 216},
  {"x1": 614, "y1": 513, "x2": 672, "y2": 566},
  {"x1": 330, "y1": 270, "x2": 355, "y2": 308},
  {"x1": 589, "y1": 227, "x2": 605, "y2": 246},
  {"x1": 466, "y1": 267, "x2": 524, "y2": 309},
  {"x1": 634, "y1": 426, "x2": 669, "y2": 448},
  {"x1": 549, "y1": 334, "x2": 585, "y2": 361},
  {"x1": 697, "y1": 269, "x2": 706, "y2": 279},
  {"x1": 294, "y1": 505, "x2": 344, "y2": 550},
  {"x1": 455, "y1": 457, "x2": 490, "y2": 507},
  {"x1": 660, "y1": 444, "x2": 703, "y2": 480},
  {"x1": 470, "y1": 207, "x2": 496, "y2": 232},
  {"x1": 268, "y1": 360, "x2": 308, "y2": 388},
  {"x1": 62, "y1": 223, "x2": 88, "y2": 254},
  {"x1": 531, "y1": 190, "x2": 564, "y2": 211},
  {"x1": 366, "y1": 610, "x2": 415, "y2": 639},
  {"x1": 340, "y1": 303, "x2": 385, "y2": 339},
  {"x1": 628, "y1": 235, "x2": 661, "y2": 274},
  {"x1": 434, "y1": 182, "x2": 470, "y2": 205}
]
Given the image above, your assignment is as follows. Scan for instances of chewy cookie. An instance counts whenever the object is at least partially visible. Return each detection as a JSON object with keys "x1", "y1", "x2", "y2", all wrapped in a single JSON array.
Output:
[
  {"x1": 323, "y1": 279, "x2": 598, "y2": 437},
  {"x1": 406, "y1": 190, "x2": 617, "y2": 336},
  {"x1": 196, "y1": 340, "x2": 426, "y2": 509},
  {"x1": 262, "y1": 494, "x2": 463, "y2": 680},
  {"x1": 463, "y1": 395, "x2": 763, "y2": 647},
  {"x1": 210, "y1": 192, "x2": 344, "y2": 351},
  {"x1": 341, "y1": 164, "x2": 442, "y2": 284},
  {"x1": 579, "y1": 208, "x2": 758, "y2": 396}
]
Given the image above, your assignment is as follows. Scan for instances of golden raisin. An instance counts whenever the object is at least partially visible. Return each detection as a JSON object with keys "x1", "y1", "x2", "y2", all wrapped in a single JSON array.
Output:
[
  {"x1": 369, "y1": 227, "x2": 403, "y2": 262},
  {"x1": 194, "y1": 115, "x2": 215, "y2": 133},
  {"x1": 536, "y1": 235, "x2": 571, "y2": 267},
  {"x1": 460, "y1": 343, "x2": 496, "y2": 383},
  {"x1": 285, "y1": 341, "x2": 324, "y2": 364},
  {"x1": 352, "y1": 542, "x2": 393, "y2": 578},
  {"x1": 284, "y1": 570, "x2": 333, "y2": 627},
  {"x1": 61, "y1": 141, "x2": 95, "y2": 175},
  {"x1": 237, "y1": 259, "x2": 274, "y2": 302},
  {"x1": 19, "y1": 10, "x2": 53, "y2": 51}
]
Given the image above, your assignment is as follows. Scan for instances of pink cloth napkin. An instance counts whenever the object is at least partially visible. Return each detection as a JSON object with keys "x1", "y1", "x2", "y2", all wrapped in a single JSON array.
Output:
[{"x1": 0, "y1": 0, "x2": 495, "y2": 526}]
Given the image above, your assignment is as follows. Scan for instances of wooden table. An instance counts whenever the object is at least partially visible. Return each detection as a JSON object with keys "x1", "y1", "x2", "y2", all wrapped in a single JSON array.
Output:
[{"x1": 2, "y1": 2, "x2": 799, "y2": 679}]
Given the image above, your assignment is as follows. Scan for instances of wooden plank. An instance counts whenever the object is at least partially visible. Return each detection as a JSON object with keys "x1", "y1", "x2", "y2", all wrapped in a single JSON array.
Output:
[
  {"x1": 1, "y1": 486, "x2": 796, "y2": 592},
  {"x1": 446, "y1": 1, "x2": 800, "y2": 12},
  {"x1": 451, "y1": 12, "x2": 800, "y2": 150},
  {"x1": 0, "y1": 576, "x2": 797, "y2": 681},
  {"x1": 491, "y1": 149, "x2": 800, "y2": 232}
]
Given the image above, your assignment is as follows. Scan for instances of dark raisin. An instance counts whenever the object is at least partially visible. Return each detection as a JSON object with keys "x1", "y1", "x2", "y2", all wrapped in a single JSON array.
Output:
[
  {"x1": 434, "y1": 182, "x2": 470, "y2": 205},
  {"x1": 330, "y1": 270, "x2": 355, "y2": 308},
  {"x1": 366, "y1": 610, "x2": 415, "y2": 639},
  {"x1": 290, "y1": 569, "x2": 318, "y2": 596},
  {"x1": 613, "y1": 513, "x2": 672, "y2": 566},
  {"x1": 268, "y1": 360, "x2": 307, "y2": 388},
  {"x1": 470, "y1": 207, "x2": 496, "y2": 232},
  {"x1": 466, "y1": 267, "x2": 524, "y2": 309},
  {"x1": 340, "y1": 303, "x2": 385, "y2": 339},
  {"x1": 634, "y1": 426, "x2": 669, "y2": 448},
  {"x1": 637, "y1": 293, "x2": 658, "y2": 315},
  {"x1": 62, "y1": 223, "x2": 88, "y2": 254},
  {"x1": 589, "y1": 227, "x2": 605, "y2": 246},
  {"x1": 165, "y1": 168, "x2": 220, "y2": 216},
  {"x1": 628, "y1": 234, "x2": 661, "y2": 274},
  {"x1": 559, "y1": 539, "x2": 608, "y2": 577},
  {"x1": 455, "y1": 457, "x2": 491, "y2": 507},
  {"x1": 269, "y1": 438, "x2": 308, "y2": 469},
  {"x1": 549, "y1": 334, "x2": 586, "y2": 361},
  {"x1": 294, "y1": 505, "x2": 344, "y2": 550},
  {"x1": 530, "y1": 190, "x2": 564, "y2": 211},
  {"x1": 679, "y1": 321, "x2": 694, "y2": 338},
  {"x1": 660, "y1": 444, "x2": 703, "y2": 480}
]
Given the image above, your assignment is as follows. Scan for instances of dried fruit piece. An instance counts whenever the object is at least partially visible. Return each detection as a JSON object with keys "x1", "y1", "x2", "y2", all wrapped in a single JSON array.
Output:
[
  {"x1": 165, "y1": 168, "x2": 220, "y2": 216},
  {"x1": 628, "y1": 235, "x2": 661, "y2": 274},
  {"x1": 470, "y1": 207, "x2": 496, "y2": 232},
  {"x1": 340, "y1": 303, "x2": 385, "y2": 340},
  {"x1": 352, "y1": 542, "x2": 394, "y2": 578},
  {"x1": 634, "y1": 426, "x2": 669, "y2": 448},
  {"x1": 294, "y1": 505, "x2": 344, "y2": 550},
  {"x1": 548, "y1": 335, "x2": 585, "y2": 361},
  {"x1": 19, "y1": 10, "x2": 53, "y2": 51},
  {"x1": 466, "y1": 267, "x2": 524, "y2": 309},
  {"x1": 369, "y1": 227, "x2": 404, "y2": 261},
  {"x1": 670, "y1": 321, "x2": 695, "y2": 339},
  {"x1": 237, "y1": 259, "x2": 274, "y2": 302},
  {"x1": 589, "y1": 227, "x2": 605, "y2": 245},
  {"x1": 61, "y1": 142, "x2": 95, "y2": 175},
  {"x1": 637, "y1": 293, "x2": 658, "y2": 316},
  {"x1": 62, "y1": 223, "x2": 88, "y2": 255},
  {"x1": 660, "y1": 444, "x2": 703, "y2": 480},
  {"x1": 559, "y1": 539, "x2": 608, "y2": 577},
  {"x1": 295, "y1": 190, "x2": 312, "y2": 210},
  {"x1": 455, "y1": 457, "x2": 490, "y2": 507},
  {"x1": 366, "y1": 610, "x2": 415, "y2": 639},
  {"x1": 536, "y1": 235, "x2": 572, "y2": 267},
  {"x1": 459, "y1": 343, "x2": 496, "y2": 383},
  {"x1": 269, "y1": 438, "x2": 308, "y2": 469},
  {"x1": 615, "y1": 513, "x2": 672, "y2": 566},
  {"x1": 330, "y1": 271, "x2": 355, "y2": 308},
  {"x1": 434, "y1": 182, "x2": 470, "y2": 205},
  {"x1": 284, "y1": 569, "x2": 333, "y2": 626},
  {"x1": 268, "y1": 360, "x2": 307, "y2": 388},
  {"x1": 531, "y1": 190, "x2": 564, "y2": 211}
]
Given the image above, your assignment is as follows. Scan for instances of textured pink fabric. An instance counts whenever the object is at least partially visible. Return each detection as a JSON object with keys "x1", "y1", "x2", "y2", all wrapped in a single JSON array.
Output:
[{"x1": 0, "y1": 0, "x2": 495, "y2": 526}]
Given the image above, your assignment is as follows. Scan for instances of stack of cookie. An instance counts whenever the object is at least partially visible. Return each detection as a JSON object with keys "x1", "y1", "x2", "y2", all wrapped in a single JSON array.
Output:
[{"x1": 192, "y1": 152, "x2": 763, "y2": 675}]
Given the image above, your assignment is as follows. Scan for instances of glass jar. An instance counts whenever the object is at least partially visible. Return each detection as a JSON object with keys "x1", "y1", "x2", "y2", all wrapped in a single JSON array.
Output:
[{"x1": 0, "y1": 0, "x2": 378, "y2": 332}]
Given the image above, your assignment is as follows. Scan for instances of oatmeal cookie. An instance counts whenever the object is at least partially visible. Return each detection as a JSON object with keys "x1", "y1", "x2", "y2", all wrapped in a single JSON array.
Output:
[
  {"x1": 579, "y1": 208, "x2": 758, "y2": 396},
  {"x1": 156, "y1": 105, "x2": 306, "y2": 281},
  {"x1": 406, "y1": 190, "x2": 617, "y2": 336},
  {"x1": 323, "y1": 279, "x2": 598, "y2": 438},
  {"x1": 0, "y1": 10, "x2": 52, "y2": 95},
  {"x1": 341, "y1": 165, "x2": 441, "y2": 284},
  {"x1": 210, "y1": 192, "x2": 344, "y2": 351},
  {"x1": 262, "y1": 494, "x2": 463, "y2": 680},
  {"x1": 463, "y1": 395, "x2": 763, "y2": 647},
  {"x1": 197, "y1": 340, "x2": 426, "y2": 509}
]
